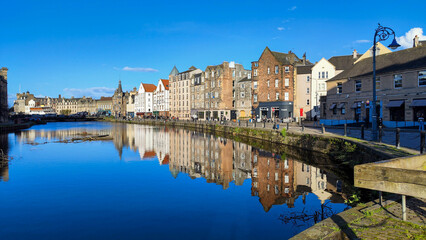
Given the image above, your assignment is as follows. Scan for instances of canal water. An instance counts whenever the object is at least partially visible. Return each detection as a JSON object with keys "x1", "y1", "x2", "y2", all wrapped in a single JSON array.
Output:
[{"x1": 0, "y1": 122, "x2": 351, "y2": 240}]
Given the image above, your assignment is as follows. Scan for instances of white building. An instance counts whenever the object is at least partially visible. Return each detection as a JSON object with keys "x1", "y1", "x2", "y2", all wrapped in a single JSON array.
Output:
[
  {"x1": 135, "y1": 83, "x2": 156, "y2": 117},
  {"x1": 153, "y1": 79, "x2": 170, "y2": 117}
]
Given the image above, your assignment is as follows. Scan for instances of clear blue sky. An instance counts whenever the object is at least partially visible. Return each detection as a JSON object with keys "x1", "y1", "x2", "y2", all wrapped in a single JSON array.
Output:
[{"x1": 1, "y1": 0, "x2": 425, "y2": 104}]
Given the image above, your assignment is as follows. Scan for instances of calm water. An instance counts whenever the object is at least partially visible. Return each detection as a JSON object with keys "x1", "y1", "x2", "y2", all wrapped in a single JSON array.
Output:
[{"x1": 0, "y1": 122, "x2": 350, "y2": 240}]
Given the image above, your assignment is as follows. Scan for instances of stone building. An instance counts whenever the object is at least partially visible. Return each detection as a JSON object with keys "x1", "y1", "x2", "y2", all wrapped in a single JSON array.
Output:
[
  {"x1": 190, "y1": 73, "x2": 205, "y2": 119},
  {"x1": 323, "y1": 43, "x2": 426, "y2": 127},
  {"x1": 169, "y1": 66, "x2": 202, "y2": 119},
  {"x1": 202, "y1": 61, "x2": 249, "y2": 120},
  {"x1": 126, "y1": 87, "x2": 137, "y2": 118},
  {"x1": 96, "y1": 97, "x2": 112, "y2": 114},
  {"x1": 295, "y1": 65, "x2": 313, "y2": 120},
  {"x1": 234, "y1": 76, "x2": 252, "y2": 119},
  {"x1": 251, "y1": 47, "x2": 304, "y2": 120},
  {"x1": 0, "y1": 67, "x2": 8, "y2": 123},
  {"x1": 112, "y1": 80, "x2": 129, "y2": 118},
  {"x1": 153, "y1": 79, "x2": 170, "y2": 117}
]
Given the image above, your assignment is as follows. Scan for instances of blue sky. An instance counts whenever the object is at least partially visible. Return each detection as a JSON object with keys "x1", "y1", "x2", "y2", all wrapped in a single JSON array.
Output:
[{"x1": 1, "y1": 0, "x2": 425, "y2": 105}]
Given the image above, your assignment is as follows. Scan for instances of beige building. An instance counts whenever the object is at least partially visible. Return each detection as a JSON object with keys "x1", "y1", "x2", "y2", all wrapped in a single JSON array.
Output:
[
  {"x1": 234, "y1": 76, "x2": 252, "y2": 119},
  {"x1": 323, "y1": 43, "x2": 426, "y2": 127},
  {"x1": 169, "y1": 66, "x2": 202, "y2": 119},
  {"x1": 97, "y1": 97, "x2": 112, "y2": 113},
  {"x1": 295, "y1": 65, "x2": 313, "y2": 119}
]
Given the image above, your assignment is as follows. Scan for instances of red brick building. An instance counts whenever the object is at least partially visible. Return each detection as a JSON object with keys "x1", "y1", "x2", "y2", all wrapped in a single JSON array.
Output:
[{"x1": 252, "y1": 47, "x2": 305, "y2": 120}]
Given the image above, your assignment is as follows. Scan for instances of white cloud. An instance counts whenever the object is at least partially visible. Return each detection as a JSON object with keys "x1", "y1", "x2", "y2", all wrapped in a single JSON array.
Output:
[
  {"x1": 62, "y1": 87, "x2": 115, "y2": 98},
  {"x1": 397, "y1": 27, "x2": 426, "y2": 49},
  {"x1": 354, "y1": 40, "x2": 370, "y2": 43},
  {"x1": 288, "y1": 6, "x2": 296, "y2": 11},
  {"x1": 122, "y1": 66, "x2": 158, "y2": 72},
  {"x1": 277, "y1": 27, "x2": 285, "y2": 31}
]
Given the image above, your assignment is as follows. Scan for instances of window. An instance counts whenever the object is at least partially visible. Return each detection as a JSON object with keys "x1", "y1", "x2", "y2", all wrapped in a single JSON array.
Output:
[
  {"x1": 419, "y1": 71, "x2": 426, "y2": 86},
  {"x1": 275, "y1": 66, "x2": 279, "y2": 74},
  {"x1": 253, "y1": 81, "x2": 258, "y2": 89},
  {"x1": 285, "y1": 78, "x2": 289, "y2": 87},
  {"x1": 276, "y1": 92, "x2": 279, "y2": 100},
  {"x1": 337, "y1": 82, "x2": 343, "y2": 94},
  {"x1": 241, "y1": 92, "x2": 245, "y2": 98},
  {"x1": 355, "y1": 80, "x2": 362, "y2": 92},
  {"x1": 254, "y1": 69, "x2": 258, "y2": 76},
  {"x1": 307, "y1": 99, "x2": 310, "y2": 105},
  {"x1": 307, "y1": 88, "x2": 310, "y2": 94},
  {"x1": 275, "y1": 79, "x2": 278, "y2": 88},
  {"x1": 284, "y1": 92, "x2": 289, "y2": 101},
  {"x1": 267, "y1": 67, "x2": 270, "y2": 74},
  {"x1": 267, "y1": 93, "x2": 270, "y2": 100},
  {"x1": 394, "y1": 74, "x2": 402, "y2": 88},
  {"x1": 267, "y1": 80, "x2": 270, "y2": 87},
  {"x1": 326, "y1": 71, "x2": 329, "y2": 78},
  {"x1": 241, "y1": 83, "x2": 245, "y2": 89},
  {"x1": 248, "y1": 73, "x2": 252, "y2": 79},
  {"x1": 254, "y1": 94, "x2": 258, "y2": 103},
  {"x1": 318, "y1": 72, "x2": 321, "y2": 79},
  {"x1": 307, "y1": 76, "x2": 310, "y2": 82},
  {"x1": 376, "y1": 77, "x2": 381, "y2": 90},
  {"x1": 322, "y1": 72, "x2": 325, "y2": 79},
  {"x1": 341, "y1": 105, "x2": 346, "y2": 115},
  {"x1": 284, "y1": 66, "x2": 289, "y2": 72},
  {"x1": 232, "y1": 70, "x2": 235, "y2": 77}
]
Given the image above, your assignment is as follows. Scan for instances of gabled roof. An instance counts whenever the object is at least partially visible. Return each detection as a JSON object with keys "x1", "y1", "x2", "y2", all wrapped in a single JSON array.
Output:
[
  {"x1": 169, "y1": 66, "x2": 179, "y2": 76},
  {"x1": 160, "y1": 79, "x2": 169, "y2": 90},
  {"x1": 143, "y1": 83, "x2": 157, "y2": 92},
  {"x1": 328, "y1": 54, "x2": 361, "y2": 71},
  {"x1": 271, "y1": 50, "x2": 302, "y2": 65},
  {"x1": 143, "y1": 151, "x2": 156, "y2": 159},
  {"x1": 296, "y1": 65, "x2": 313, "y2": 74},
  {"x1": 329, "y1": 45, "x2": 426, "y2": 81},
  {"x1": 99, "y1": 97, "x2": 112, "y2": 101}
]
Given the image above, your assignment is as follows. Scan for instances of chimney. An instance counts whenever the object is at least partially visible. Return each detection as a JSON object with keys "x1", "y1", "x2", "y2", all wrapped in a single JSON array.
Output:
[
  {"x1": 303, "y1": 52, "x2": 306, "y2": 65},
  {"x1": 59, "y1": 94, "x2": 61, "y2": 99},
  {"x1": 353, "y1": 49, "x2": 358, "y2": 59},
  {"x1": 413, "y1": 35, "x2": 419, "y2": 48}
]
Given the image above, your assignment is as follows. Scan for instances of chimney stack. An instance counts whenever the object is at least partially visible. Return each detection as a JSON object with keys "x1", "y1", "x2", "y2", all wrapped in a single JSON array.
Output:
[
  {"x1": 413, "y1": 35, "x2": 419, "y2": 48},
  {"x1": 0, "y1": 67, "x2": 8, "y2": 81},
  {"x1": 352, "y1": 49, "x2": 358, "y2": 59},
  {"x1": 303, "y1": 52, "x2": 306, "y2": 65}
]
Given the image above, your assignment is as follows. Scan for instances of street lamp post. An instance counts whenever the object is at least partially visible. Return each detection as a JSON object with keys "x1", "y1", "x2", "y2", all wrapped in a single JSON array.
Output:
[{"x1": 371, "y1": 24, "x2": 400, "y2": 141}]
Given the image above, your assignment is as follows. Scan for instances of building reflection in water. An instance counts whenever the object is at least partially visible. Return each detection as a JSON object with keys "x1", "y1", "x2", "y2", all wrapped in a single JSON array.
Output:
[
  {"x1": 0, "y1": 134, "x2": 9, "y2": 182},
  {"x1": 15, "y1": 123, "x2": 347, "y2": 211}
]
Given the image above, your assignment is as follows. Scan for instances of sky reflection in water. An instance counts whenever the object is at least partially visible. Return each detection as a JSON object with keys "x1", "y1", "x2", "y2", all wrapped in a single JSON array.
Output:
[{"x1": 0, "y1": 122, "x2": 349, "y2": 240}]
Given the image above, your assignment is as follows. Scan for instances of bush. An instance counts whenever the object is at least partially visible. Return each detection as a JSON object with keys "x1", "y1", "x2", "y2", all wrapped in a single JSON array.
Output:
[{"x1": 281, "y1": 128, "x2": 287, "y2": 138}]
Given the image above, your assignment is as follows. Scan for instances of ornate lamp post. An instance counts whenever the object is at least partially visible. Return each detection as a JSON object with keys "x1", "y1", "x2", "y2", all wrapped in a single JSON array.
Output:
[{"x1": 371, "y1": 24, "x2": 400, "y2": 141}]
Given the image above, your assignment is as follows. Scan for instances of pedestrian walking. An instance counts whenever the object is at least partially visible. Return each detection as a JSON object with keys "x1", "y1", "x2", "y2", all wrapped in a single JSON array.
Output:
[
  {"x1": 419, "y1": 113, "x2": 425, "y2": 131},
  {"x1": 313, "y1": 115, "x2": 319, "y2": 127}
]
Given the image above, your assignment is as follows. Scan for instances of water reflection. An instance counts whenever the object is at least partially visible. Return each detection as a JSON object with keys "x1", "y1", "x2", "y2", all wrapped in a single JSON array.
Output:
[
  {"x1": 15, "y1": 123, "x2": 348, "y2": 212},
  {"x1": 0, "y1": 133, "x2": 8, "y2": 182}
]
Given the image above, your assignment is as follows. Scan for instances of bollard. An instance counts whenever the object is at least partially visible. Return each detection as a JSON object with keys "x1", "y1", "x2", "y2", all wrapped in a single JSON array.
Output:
[
  {"x1": 263, "y1": 122, "x2": 266, "y2": 128},
  {"x1": 420, "y1": 131, "x2": 425, "y2": 154},
  {"x1": 246, "y1": 121, "x2": 248, "y2": 127},
  {"x1": 402, "y1": 195, "x2": 407, "y2": 221},
  {"x1": 361, "y1": 125, "x2": 365, "y2": 140},
  {"x1": 379, "y1": 126, "x2": 383, "y2": 143},
  {"x1": 301, "y1": 123, "x2": 304, "y2": 132},
  {"x1": 286, "y1": 122, "x2": 289, "y2": 130},
  {"x1": 321, "y1": 124, "x2": 325, "y2": 134},
  {"x1": 254, "y1": 121, "x2": 257, "y2": 128},
  {"x1": 379, "y1": 191, "x2": 383, "y2": 206},
  {"x1": 396, "y1": 128, "x2": 400, "y2": 148},
  {"x1": 344, "y1": 124, "x2": 347, "y2": 137}
]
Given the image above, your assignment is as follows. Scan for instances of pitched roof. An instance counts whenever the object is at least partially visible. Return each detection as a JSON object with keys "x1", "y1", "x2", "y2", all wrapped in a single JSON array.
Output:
[
  {"x1": 99, "y1": 97, "x2": 112, "y2": 101},
  {"x1": 329, "y1": 46, "x2": 426, "y2": 81},
  {"x1": 143, "y1": 83, "x2": 157, "y2": 92},
  {"x1": 169, "y1": 66, "x2": 179, "y2": 76},
  {"x1": 296, "y1": 65, "x2": 313, "y2": 74},
  {"x1": 271, "y1": 50, "x2": 302, "y2": 65},
  {"x1": 328, "y1": 54, "x2": 361, "y2": 71},
  {"x1": 238, "y1": 77, "x2": 252, "y2": 82},
  {"x1": 143, "y1": 151, "x2": 156, "y2": 159},
  {"x1": 160, "y1": 79, "x2": 169, "y2": 90}
]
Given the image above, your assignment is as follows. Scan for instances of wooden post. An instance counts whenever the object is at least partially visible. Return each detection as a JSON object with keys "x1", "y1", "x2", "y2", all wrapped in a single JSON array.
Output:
[
  {"x1": 396, "y1": 128, "x2": 400, "y2": 148},
  {"x1": 246, "y1": 121, "x2": 248, "y2": 127},
  {"x1": 420, "y1": 131, "x2": 425, "y2": 154},
  {"x1": 344, "y1": 124, "x2": 347, "y2": 137},
  {"x1": 361, "y1": 125, "x2": 365, "y2": 140},
  {"x1": 301, "y1": 122, "x2": 304, "y2": 132},
  {"x1": 286, "y1": 122, "x2": 289, "y2": 130},
  {"x1": 321, "y1": 124, "x2": 325, "y2": 134},
  {"x1": 379, "y1": 191, "x2": 383, "y2": 206}
]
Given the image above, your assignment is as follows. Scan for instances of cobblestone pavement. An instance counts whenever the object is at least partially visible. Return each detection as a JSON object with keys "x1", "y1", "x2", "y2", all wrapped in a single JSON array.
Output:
[{"x1": 348, "y1": 197, "x2": 426, "y2": 240}]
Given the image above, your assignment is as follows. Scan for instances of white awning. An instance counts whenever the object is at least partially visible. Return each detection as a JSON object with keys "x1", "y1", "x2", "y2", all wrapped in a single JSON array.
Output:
[
  {"x1": 386, "y1": 100, "x2": 404, "y2": 108},
  {"x1": 329, "y1": 104, "x2": 336, "y2": 110},
  {"x1": 337, "y1": 103, "x2": 345, "y2": 109}
]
